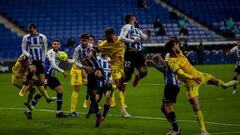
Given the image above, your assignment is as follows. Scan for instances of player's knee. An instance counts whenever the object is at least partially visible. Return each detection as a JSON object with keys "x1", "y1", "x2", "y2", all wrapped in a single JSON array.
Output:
[
  {"x1": 161, "y1": 105, "x2": 166, "y2": 113},
  {"x1": 191, "y1": 103, "x2": 200, "y2": 111}
]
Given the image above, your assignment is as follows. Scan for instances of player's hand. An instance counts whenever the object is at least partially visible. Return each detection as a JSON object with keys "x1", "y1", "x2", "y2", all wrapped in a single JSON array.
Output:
[
  {"x1": 63, "y1": 71, "x2": 67, "y2": 78},
  {"x1": 83, "y1": 66, "x2": 95, "y2": 72},
  {"x1": 146, "y1": 30, "x2": 151, "y2": 39},
  {"x1": 134, "y1": 38, "x2": 141, "y2": 45},
  {"x1": 192, "y1": 77, "x2": 201, "y2": 84}
]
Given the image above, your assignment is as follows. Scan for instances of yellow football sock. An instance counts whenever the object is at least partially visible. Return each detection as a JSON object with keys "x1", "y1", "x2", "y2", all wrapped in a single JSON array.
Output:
[
  {"x1": 38, "y1": 86, "x2": 49, "y2": 99},
  {"x1": 195, "y1": 110, "x2": 206, "y2": 131},
  {"x1": 117, "y1": 90, "x2": 125, "y2": 110},
  {"x1": 71, "y1": 91, "x2": 79, "y2": 112},
  {"x1": 218, "y1": 79, "x2": 224, "y2": 86},
  {"x1": 111, "y1": 91, "x2": 115, "y2": 102}
]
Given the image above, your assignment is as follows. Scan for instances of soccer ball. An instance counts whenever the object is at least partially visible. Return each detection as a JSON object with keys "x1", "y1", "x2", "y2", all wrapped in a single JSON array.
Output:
[{"x1": 57, "y1": 51, "x2": 68, "y2": 61}]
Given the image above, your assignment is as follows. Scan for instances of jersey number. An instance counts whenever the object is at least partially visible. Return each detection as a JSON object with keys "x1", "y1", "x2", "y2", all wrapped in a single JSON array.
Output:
[{"x1": 125, "y1": 61, "x2": 131, "y2": 67}]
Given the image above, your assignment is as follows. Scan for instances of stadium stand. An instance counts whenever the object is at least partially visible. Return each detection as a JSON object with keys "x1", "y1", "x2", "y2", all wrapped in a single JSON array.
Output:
[
  {"x1": 0, "y1": 0, "x2": 237, "y2": 64},
  {"x1": 167, "y1": 0, "x2": 240, "y2": 37},
  {"x1": 0, "y1": 24, "x2": 22, "y2": 59}
]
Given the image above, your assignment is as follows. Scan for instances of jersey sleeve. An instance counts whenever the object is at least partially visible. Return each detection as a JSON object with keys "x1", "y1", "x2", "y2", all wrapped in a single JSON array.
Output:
[
  {"x1": 98, "y1": 42, "x2": 110, "y2": 55},
  {"x1": 230, "y1": 46, "x2": 238, "y2": 54},
  {"x1": 72, "y1": 47, "x2": 83, "y2": 68},
  {"x1": 166, "y1": 59, "x2": 180, "y2": 72},
  {"x1": 120, "y1": 25, "x2": 135, "y2": 43},
  {"x1": 139, "y1": 29, "x2": 148, "y2": 40},
  {"x1": 176, "y1": 68, "x2": 193, "y2": 79},
  {"x1": 21, "y1": 36, "x2": 30, "y2": 57},
  {"x1": 42, "y1": 35, "x2": 48, "y2": 61},
  {"x1": 48, "y1": 51, "x2": 64, "y2": 73},
  {"x1": 167, "y1": 59, "x2": 193, "y2": 79},
  {"x1": 165, "y1": 53, "x2": 170, "y2": 60}
]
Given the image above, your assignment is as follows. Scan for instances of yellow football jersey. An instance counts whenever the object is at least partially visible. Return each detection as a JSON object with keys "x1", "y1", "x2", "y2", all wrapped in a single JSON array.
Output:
[
  {"x1": 167, "y1": 51, "x2": 202, "y2": 85},
  {"x1": 12, "y1": 55, "x2": 28, "y2": 77},
  {"x1": 98, "y1": 36, "x2": 125, "y2": 69}
]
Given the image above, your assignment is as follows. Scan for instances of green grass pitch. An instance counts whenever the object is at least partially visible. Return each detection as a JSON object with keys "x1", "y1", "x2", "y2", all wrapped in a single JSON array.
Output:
[{"x1": 0, "y1": 64, "x2": 240, "y2": 135}]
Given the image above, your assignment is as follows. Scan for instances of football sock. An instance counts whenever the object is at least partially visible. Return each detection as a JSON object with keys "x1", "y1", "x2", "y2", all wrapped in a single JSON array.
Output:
[
  {"x1": 195, "y1": 110, "x2": 206, "y2": 131},
  {"x1": 117, "y1": 90, "x2": 125, "y2": 110},
  {"x1": 111, "y1": 95, "x2": 115, "y2": 104},
  {"x1": 57, "y1": 93, "x2": 63, "y2": 111},
  {"x1": 38, "y1": 86, "x2": 49, "y2": 99},
  {"x1": 167, "y1": 112, "x2": 179, "y2": 131},
  {"x1": 218, "y1": 79, "x2": 224, "y2": 86},
  {"x1": 85, "y1": 95, "x2": 89, "y2": 100},
  {"x1": 27, "y1": 88, "x2": 36, "y2": 104},
  {"x1": 103, "y1": 104, "x2": 110, "y2": 118},
  {"x1": 98, "y1": 92, "x2": 103, "y2": 103},
  {"x1": 233, "y1": 78, "x2": 237, "y2": 89},
  {"x1": 31, "y1": 93, "x2": 42, "y2": 106},
  {"x1": 90, "y1": 94, "x2": 100, "y2": 117},
  {"x1": 71, "y1": 91, "x2": 79, "y2": 112}
]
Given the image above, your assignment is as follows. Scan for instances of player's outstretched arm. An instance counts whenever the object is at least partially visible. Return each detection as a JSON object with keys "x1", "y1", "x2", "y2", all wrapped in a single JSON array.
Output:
[
  {"x1": 21, "y1": 36, "x2": 30, "y2": 58},
  {"x1": 42, "y1": 36, "x2": 48, "y2": 61}
]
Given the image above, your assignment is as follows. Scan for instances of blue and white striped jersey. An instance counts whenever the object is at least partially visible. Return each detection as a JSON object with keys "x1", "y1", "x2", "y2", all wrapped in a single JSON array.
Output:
[
  {"x1": 44, "y1": 49, "x2": 64, "y2": 76},
  {"x1": 164, "y1": 67, "x2": 180, "y2": 87},
  {"x1": 230, "y1": 46, "x2": 240, "y2": 67},
  {"x1": 72, "y1": 44, "x2": 101, "y2": 71},
  {"x1": 22, "y1": 33, "x2": 48, "y2": 61},
  {"x1": 97, "y1": 55, "x2": 111, "y2": 83},
  {"x1": 164, "y1": 53, "x2": 180, "y2": 87},
  {"x1": 120, "y1": 24, "x2": 147, "y2": 51}
]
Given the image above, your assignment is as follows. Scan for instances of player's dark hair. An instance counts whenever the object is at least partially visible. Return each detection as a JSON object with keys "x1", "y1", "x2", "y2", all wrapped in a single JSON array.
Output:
[
  {"x1": 169, "y1": 36, "x2": 180, "y2": 44},
  {"x1": 89, "y1": 34, "x2": 95, "y2": 39},
  {"x1": 28, "y1": 23, "x2": 37, "y2": 29},
  {"x1": 165, "y1": 39, "x2": 176, "y2": 53},
  {"x1": 125, "y1": 14, "x2": 134, "y2": 24},
  {"x1": 80, "y1": 33, "x2": 89, "y2": 40},
  {"x1": 52, "y1": 39, "x2": 61, "y2": 43},
  {"x1": 104, "y1": 27, "x2": 115, "y2": 35}
]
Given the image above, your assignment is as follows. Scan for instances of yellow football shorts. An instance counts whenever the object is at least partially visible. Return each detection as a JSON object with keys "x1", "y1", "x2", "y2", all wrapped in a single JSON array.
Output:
[
  {"x1": 70, "y1": 65, "x2": 83, "y2": 86},
  {"x1": 12, "y1": 75, "x2": 25, "y2": 88},
  {"x1": 110, "y1": 67, "x2": 124, "y2": 81},
  {"x1": 185, "y1": 73, "x2": 213, "y2": 99}
]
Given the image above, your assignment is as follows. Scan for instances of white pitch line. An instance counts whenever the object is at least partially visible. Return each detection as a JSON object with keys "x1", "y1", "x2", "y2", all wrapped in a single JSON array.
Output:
[
  {"x1": 191, "y1": 131, "x2": 240, "y2": 135},
  {"x1": 0, "y1": 107, "x2": 240, "y2": 127},
  {"x1": 210, "y1": 132, "x2": 240, "y2": 135}
]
